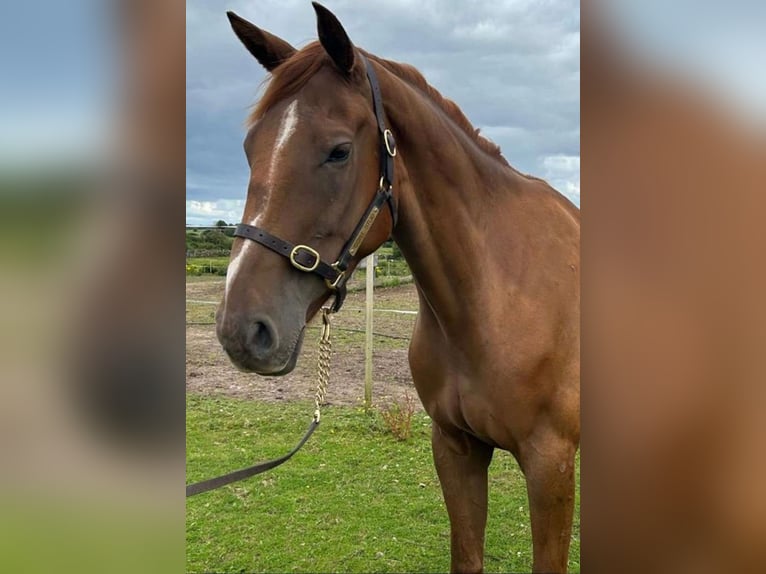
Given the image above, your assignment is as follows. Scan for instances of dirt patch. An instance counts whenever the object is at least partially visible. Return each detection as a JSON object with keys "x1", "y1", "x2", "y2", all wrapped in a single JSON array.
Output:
[{"x1": 186, "y1": 280, "x2": 423, "y2": 410}]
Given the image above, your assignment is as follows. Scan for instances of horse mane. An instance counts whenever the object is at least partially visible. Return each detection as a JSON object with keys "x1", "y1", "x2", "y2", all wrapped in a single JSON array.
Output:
[
  {"x1": 365, "y1": 53, "x2": 510, "y2": 167},
  {"x1": 248, "y1": 42, "x2": 510, "y2": 167}
]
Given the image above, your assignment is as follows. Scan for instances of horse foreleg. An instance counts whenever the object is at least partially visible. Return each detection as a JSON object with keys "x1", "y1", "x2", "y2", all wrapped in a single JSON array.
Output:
[
  {"x1": 520, "y1": 428, "x2": 577, "y2": 573},
  {"x1": 432, "y1": 423, "x2": 494, "y2": 574}
]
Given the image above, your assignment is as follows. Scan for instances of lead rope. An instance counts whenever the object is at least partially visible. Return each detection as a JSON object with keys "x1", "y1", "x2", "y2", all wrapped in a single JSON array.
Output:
[
  {"x1": 186, "y1": 307, "x2": 334, "y2": 497},
  {"x1": 314, "y1": 307, "x2": 332, "y2": 422}
]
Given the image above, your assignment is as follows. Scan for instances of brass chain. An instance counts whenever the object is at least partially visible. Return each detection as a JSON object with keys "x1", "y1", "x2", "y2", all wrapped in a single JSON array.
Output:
[{"x1": 314, "y1": 307, "x2": 332, "y2": 422}]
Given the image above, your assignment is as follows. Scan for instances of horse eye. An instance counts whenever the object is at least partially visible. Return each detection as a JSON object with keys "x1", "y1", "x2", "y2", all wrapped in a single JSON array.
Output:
[{"x1": 326, "y1": 144, "x2": 351, "y2": 164}]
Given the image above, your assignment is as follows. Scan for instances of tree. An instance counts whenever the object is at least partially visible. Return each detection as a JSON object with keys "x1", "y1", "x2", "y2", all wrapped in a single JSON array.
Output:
[{"x1": 215, "y1": 219, "x2": 228, "y2": 228}]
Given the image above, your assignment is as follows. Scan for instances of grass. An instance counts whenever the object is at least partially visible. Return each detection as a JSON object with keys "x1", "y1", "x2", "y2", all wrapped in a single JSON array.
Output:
[
  {"x1": 187, "y1": 256, "x2": 230, "y2": 267},
  {"x1": 186, "y1": 396, "x2": 580, "y2": 573}
]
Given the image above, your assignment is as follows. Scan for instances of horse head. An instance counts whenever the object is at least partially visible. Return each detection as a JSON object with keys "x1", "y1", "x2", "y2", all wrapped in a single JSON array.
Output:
[{"x1": 216, "y1": 3, "x2": 396, "y2": 375}]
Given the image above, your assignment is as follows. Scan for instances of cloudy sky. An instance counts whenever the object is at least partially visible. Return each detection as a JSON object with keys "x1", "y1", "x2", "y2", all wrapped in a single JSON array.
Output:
[{"x1": 186, "y1": 0, "x2": 580, "y2": 225}]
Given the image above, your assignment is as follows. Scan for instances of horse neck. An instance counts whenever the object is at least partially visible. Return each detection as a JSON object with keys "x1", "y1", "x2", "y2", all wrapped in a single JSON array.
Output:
[{"x1": 378, "y1": 65, "x2": 525, "y2": 331}]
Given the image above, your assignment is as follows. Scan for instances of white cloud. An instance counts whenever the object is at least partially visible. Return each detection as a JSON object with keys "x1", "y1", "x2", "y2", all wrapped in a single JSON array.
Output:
[
  {"x1": 454, "y1": 20, "x2": 512, "y2": 42},
  {"x1": 543, "y1": 154, "x2": 580, "y2": 173},
  {"x1": 186, "y1": 199, "x2": 245, "y2": 226},
  {"x1": 541, "y1": 154, "x2": 580, "y2": 206}
]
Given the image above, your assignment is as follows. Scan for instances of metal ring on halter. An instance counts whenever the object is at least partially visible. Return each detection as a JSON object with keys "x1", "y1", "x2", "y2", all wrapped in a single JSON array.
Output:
[
  {"x1": 383, "y1": 129, "x2": 397, "y2": 157},
  {"x1": 325, "y1": 267, "x2": 346, "y2": 290},
  {"x1": 320, "y1": 307, "x2": 332, "y2": 336}
]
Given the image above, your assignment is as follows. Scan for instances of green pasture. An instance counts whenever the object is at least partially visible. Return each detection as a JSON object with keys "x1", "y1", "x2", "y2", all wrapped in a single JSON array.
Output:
[{"x1": 186, "y1": 396, "x2": 580, "y2": 573}]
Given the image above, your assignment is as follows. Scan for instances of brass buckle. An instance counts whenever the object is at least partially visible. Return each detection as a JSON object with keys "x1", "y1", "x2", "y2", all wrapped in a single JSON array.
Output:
[
  {"x1": 325, "y1": 265, "x2": 346, "y2": 290},
  {"x1": 289, "y1": 245, "x2": 320, "y2": 273},
  {"x1": 383, "y1": 129, "x2": 397, "y2": 157}
]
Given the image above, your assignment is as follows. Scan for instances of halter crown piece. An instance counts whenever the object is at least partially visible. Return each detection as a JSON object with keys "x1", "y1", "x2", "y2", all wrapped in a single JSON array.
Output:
[{"x1": 233, "y1": 54, "x2": 398, "y2": 313}]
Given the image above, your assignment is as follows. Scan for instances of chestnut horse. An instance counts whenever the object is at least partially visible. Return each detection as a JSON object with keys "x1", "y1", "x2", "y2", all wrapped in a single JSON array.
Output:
[{"x1": 216, "y1": 4, "x2": 580, "y2": 572}]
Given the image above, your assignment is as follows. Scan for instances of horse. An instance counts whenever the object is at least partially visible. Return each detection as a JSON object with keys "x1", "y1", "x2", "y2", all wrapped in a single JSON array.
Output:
[{"x1": 216, "y1": 3, "x2": 580, "y2": 572}]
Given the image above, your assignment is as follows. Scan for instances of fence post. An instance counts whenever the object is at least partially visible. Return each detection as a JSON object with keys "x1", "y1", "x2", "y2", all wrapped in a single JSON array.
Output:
[{"x1": 364, "y1": 255, "x2": 374, "y2": 411}]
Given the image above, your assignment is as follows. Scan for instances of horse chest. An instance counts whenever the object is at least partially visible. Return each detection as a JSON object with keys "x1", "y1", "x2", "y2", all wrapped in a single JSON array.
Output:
[
  {"x1": 413, "y1": 341, "x2": 542, "y2": 457},
  {"x1": 412, "y1": 362, "x2": 514, "y2": 449}
]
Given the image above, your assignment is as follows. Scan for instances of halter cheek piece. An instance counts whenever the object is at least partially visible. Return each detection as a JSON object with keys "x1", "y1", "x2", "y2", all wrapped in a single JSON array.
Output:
[{"x1": 233, "y1": 54, "x2": 398, "y2": 313}]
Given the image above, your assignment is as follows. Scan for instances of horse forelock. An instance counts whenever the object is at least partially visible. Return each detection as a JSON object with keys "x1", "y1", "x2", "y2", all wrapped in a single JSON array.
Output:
[{"x1": 248, "y1": 43, "x2": 335, "y2": 126}]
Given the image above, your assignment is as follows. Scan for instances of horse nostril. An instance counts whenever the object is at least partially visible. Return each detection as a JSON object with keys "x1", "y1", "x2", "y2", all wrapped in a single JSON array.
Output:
[
  {"x1": 253, "y1": 322, "x2": 271, "y2": 348},
  {"x1": 247, "y1": 319, "x2": 276, "y2": 357}
]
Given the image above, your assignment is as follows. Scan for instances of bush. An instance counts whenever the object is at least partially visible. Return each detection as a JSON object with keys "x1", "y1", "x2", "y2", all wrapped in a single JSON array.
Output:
[
  {"x1": 186, "y1": 249, "x2": 231, "y2": 258},
  {"x1": 185, "y1": 229, "x2": 234, "y2": 251},
  {"x1": 200, "y1": 229, "x2": 230, "y2": 247},
  {"x1": 379, "y1": 391, "x2": 415, "y2": 441}
]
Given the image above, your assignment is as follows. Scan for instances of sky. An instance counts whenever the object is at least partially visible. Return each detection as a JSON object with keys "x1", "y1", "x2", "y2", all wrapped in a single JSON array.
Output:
[
  {"x1": 186, "y1": 0, "x2": 581, "y2": 226},
  {"x1": 0, "y1": 0, "x2": 111, "y2": 169}
]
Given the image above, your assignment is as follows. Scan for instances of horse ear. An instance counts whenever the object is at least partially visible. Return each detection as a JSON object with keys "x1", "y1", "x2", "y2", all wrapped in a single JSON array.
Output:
[
  {"x1": 312, "y1": 2, "x2": 355, "y2": 74},
  {"x1": 226, "y1": 11, "x2": 296, "y2": 71}
]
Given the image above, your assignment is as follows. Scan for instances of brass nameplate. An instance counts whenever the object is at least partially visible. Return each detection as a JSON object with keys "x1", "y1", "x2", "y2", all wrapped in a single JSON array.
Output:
[{"x1": 349, "y1": 206, "x2": 380, "y2": 256}]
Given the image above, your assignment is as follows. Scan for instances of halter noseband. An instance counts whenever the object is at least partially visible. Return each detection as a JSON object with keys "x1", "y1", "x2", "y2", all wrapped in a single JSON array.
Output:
[{"x1": 233, "y1": 54, "x2": 397, "y2": 313}]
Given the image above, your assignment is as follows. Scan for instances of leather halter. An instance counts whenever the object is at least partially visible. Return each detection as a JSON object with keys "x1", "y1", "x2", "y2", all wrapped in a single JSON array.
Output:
[{"x1": 233, "y1": 54, "x2": 398, "y2": 313}]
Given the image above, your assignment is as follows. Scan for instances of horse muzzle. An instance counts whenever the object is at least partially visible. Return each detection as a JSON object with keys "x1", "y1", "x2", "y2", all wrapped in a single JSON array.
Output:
[{"x1": 216, "y1": 311, "x2": 305, "y2": 376}]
